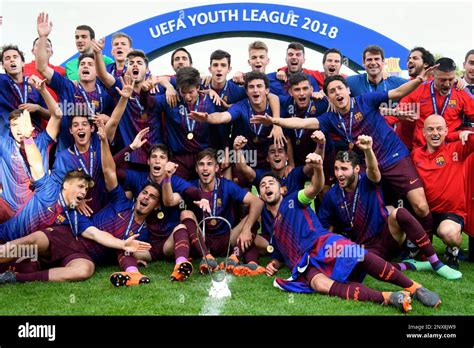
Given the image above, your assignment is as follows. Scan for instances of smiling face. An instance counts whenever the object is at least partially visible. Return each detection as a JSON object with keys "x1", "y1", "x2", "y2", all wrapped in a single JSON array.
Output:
[
  {"x1": 209, "y1": 58, "x2": 231, "y2": 85},
  {"x1": 147, "y1": 148, "x2": 169, "y2": 179},
  {"x1": 363, "y1": 52, "x2": 384, "y2": 78},
  {"x1": 323, "y1": 52, "x2": 342, "y2": 77},
  {"x1": 75, "y1": 29, "x2": 92, "y2": 53},
  {"x1": 423, "y1": 115, "x2": 448, "y2": 150},
  {"x1": 464, "y1": 53, "x2": 474, "y2": 84},
  {"x1": 172, "y1": 50, "x2": 192, "y2": 72},
  {"x1": 334, "y1": 160, "x2": 359, "y2": 190},
  {"x1": 267, "y1": 144, "x2": 288, "y2": 171},
  {"x1": 259, "y1": 176, "x2": 283, "y2": 206},
  {"x1": 248, "y1": 48, "x2": 269, "y2": 73},
  {"x1": 326, "y1": 80, "x2": 350, "y2": 112},
  {"x1": 246, "y1": 78, "x2": 269, "y2": 106},
  {"x1": 289, "y1": 80, "x2": 313, "y2": 109},
  {"x1": 69, "y1": 116, "x2": 93, "y2": 148},
  {"x1": 196, "y1": 155, "x2": 219, "y2": 186},
  {"x1": 111, "y1": 37, "x2": 131, "y2": 63},
  {"x1": 2, "y1": 49, "x2": 24, "y2": 77},
  {"x1": 126, "y1": 56, "x2": 147, "y2": 82},
  {"x1": 135, "y1": 185, "x2": 160, "y2": 216},
  {"x1": 78, "y1": 57, "x2": 96, "y2": 83},
  {"x1": 286, "y1": 48, "x2": 305, "y2": 74},
  {"x1": 407, "y1": 50, "x2": 426, "y2": 78},
  {"x1": 63, "y1": 178, "x2": 90, "y2": 207}
]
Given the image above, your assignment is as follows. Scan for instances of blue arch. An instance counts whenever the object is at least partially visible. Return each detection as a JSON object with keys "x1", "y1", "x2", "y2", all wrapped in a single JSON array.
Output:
[{"x1": 62, "y1": 3, "x2": 409, "y2": 70}]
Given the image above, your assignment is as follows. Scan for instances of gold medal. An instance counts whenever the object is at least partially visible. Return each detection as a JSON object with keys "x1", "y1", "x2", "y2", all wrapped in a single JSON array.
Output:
[
  {"x1": 348, "y1": 142, "x2": 354, "y2": 150},
  {"x1": 267, "y1": 245, "x2": 274, "y2": 253},
  {"x1": 296, "y1": 139, "x2": 301, "y2": 146},
  {"x1": 187, "y1": 132, "x2": 194, "y2": 140},
  {"x1": 210, "y1": 219, "x2": 217, "y2": 226},
  {"x1": 253, "y1": 136, "x2": 259, "y2": 143},
  {"x1": 157, "y1": 211, "x2": 165, "y2": 219}
]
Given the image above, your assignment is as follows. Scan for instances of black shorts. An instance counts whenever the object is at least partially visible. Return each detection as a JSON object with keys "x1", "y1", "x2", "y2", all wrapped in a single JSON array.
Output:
[{"x1": 432, "y1": 212, "x2": 465, "y2": 235}]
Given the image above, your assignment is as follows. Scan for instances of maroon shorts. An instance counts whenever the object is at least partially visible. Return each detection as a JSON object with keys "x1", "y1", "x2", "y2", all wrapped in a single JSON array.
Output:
[
  {"x1": 363, "y1": 221, "x2": 402, "y2": 261},
  {"x1": 205, "y1": 233, "x2": 230, "y2": 257},
  {"x1": 173, "y1": 153, "x2": 199, "y2": 181},
  {"x1": 303, "y1": 265, "x2": 322, "y2": 284},
  {"x1": 40, "y1": 226, "x2": 93, "y2": 267},
  {"x1": 0, "y1": 197, "x2": 14, "y2": 224},
  {"x1": 149, "y1": 236, "x2": 169, "y2": 261},
  {"x1": 381, "y1": 156, "x2": 423, "y2": 197}
]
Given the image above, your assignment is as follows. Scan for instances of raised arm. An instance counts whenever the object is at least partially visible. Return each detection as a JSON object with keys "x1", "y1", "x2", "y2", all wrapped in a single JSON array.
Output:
[
  {"x1": 91, "y1": 38, "x2": 115, "y2": 88},
  {"x1": 20, "y1": 110, "x2": 45, "y2": 181},
  {"x1": 302, "y1": 153, "x2": 324, "y2": 200},
  {"x1": 356, "y1": 135, "x2": 381, "y2": 183},
  {"x1": 267, "y1": 93, "x2": 286, "y2": 148},
  {"x1": 104, "y1": 75, "x2": 133, "y2": 142},
  {"x1": 35, "y1": 12, "x2": 54, "y2": 83},
  {"x1": 388, "y1": 64, "x2": 437, "y2": 100},
  {"x1": 233, "y1": 135, "x2": 257, "y2": 183},
  {"x1": 302, "y1": 130, "x2": 326, "y2": 177},
  {"x1": 238, "y1": 191, "x2": 264, "y2": 251},
  {"x1": 27, "y1": 76, "x2": 62, "y2": 140},
  {"x1": 161, "y1": 162, "x2": 184, "y2": 207},
  {"x1": 188, "y1": 111, "x2": 232, "y2": 124},
  {"x1": 97, "y1": 119, "x2": 118, "y2": 191}
]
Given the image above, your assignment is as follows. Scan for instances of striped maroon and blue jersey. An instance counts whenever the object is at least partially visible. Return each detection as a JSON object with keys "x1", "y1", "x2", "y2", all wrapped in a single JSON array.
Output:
[
  {"x1": 152, "y1": 93, "x2": 218, "y2": 155},
  {"x1": 0, "y1": 174, "x2": 90, "y2": 241},
  {"x1": 189, "y1": 178, "x2": 248, "y2": 235},
  {"x1": 254, "y1": 166, "x2": 308, "y2": 197},
  {"x1": 109, "y1": 78, "x2": 162, "y2": 164},
  {"x1": 79, "y1": 185, "x2": 149, "y2": 265},
  {"x1": 0, "y1": 74, "x2": 46, "y2": 136},
  {"x1": 124, "y1": 171, "x2": 191, "y2": 236},
  {"x1": 272, "y1": 190, "x2": 329, "y2": 270},
  {"x1": 228, "y1": 99, "x2": 274, "y2": 169},
  {"x1": 48, "y1": 71, "x2": 114, "y2": 152},
  {"x1": 51, "y1": 133, "x2": 106, "y2": 212},
  {"x1": 318, "y1": 174, "x2": 388, "y2": 245},
  {"x1": 0, "y1": 131, "x2": 55, "y2": 212},
  {"x1": 318, "y1": 92, "x2": 410, "y2": 170}
]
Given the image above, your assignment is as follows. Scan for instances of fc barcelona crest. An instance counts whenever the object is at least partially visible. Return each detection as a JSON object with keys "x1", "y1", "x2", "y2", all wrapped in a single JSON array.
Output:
[
  {"x1": 435, "y1": 155, "x2": 446, "y2": 166},
  {"x1": 354, "y1": 112, "x2": 363, "y2": 121}
]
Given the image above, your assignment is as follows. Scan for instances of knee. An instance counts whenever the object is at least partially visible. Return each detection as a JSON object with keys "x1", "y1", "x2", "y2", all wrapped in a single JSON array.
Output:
[
  {"x1": 75, "y1": 263, "x2": 95, "y2": 280},
  {"x1": 412, "y1": 202, "x2": 430, "y2": 216},
  {"x1": 310, "y1": 274, "x2": 332, "y2": 294},
  {"x1": 438, "y1": 226, "x2": 462, "y2": 245},
  {"x1": 180, "y1": 210, "x2": 195, "y2": 221}
]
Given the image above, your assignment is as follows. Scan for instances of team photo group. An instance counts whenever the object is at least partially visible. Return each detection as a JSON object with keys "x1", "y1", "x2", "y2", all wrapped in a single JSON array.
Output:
[{"x1": 0, "y1": 9, "x2": 473, "y2": 315}]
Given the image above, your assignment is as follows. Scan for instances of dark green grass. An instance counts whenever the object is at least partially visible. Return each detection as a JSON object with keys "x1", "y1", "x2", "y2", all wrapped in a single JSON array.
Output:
[{"x1": 0, "y1": 235, "x2": 472, "y2": 316}]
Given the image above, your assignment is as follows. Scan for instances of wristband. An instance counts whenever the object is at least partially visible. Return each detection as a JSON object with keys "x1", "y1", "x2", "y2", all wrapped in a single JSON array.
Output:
[
  {"x1": 162, "y1": 177, "x2": 171, "y2": 184},
  {"x1": 23, "y1": 137, "x2": 34, "y2": 145}
]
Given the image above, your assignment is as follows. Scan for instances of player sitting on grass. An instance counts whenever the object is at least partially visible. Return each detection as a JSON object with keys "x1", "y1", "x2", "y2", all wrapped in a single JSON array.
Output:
[
  {"x1": 318, "y1": 135, "x2": 461, "y2": 280},
  {"x1": 261, "y1": 153, "x2": 441, "y2": 313}
]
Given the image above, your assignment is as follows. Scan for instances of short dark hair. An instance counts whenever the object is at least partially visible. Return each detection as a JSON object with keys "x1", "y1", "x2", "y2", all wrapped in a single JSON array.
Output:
[
  {"x1": 288, "y1": 72, "x2": 310, "y2": 87},
  {"x1": 335, "y1": 150, "x2": 359, "y2": 168},
  {"x1": 287, "y1": 42, "x2": 305, "y2": 55},
  {"x1": 69, "y1": 115, "x2": 93, "y2": 128},
  {"x1": 0, "y1": 45, "x2": 25, "y2": 63},
  {"x1": 127, "y1": 49, "x2": 149, "y2": 67},
  {"x1": 148, "y1": 144, "x2": 171, "y2": 160},
  {"x1": 210, "y1": 49, "x2": 231, "y2": 66},
  {"x1": 171, "y1": 47, "x2": 193, "y2": 66},
  {"x1": 435, "y1": 57, "x2": 456, "y2": 73},
  {"x1": 176, "y1": 67, "x2": 201, "y2": 90},
  {"x1": 363, "y1": 45, "x2": 384, "y2": 61},
  {"x1": 244, "y1": 71, "x2": 269, "y2": 90},
  {"x1": 8, "y1": 109, "x2": 23, "y2": 123},
  {"x1": 32, "y1": 37, "x2": 52, "y2": 49},
  {"x1": 78, "y1": 52, "x2": 95, "y2": 66},
  {"x1": 323, "y1": 75, "x2": 349, "y2": 95},
  {"x1": 63, "y1": 169, "x2": 94, "y2": 188},
  {"x1": 257, "y1": 172, "x2": 282, "y2": 193},
  {"x1": 75, "y1": 25, "x2": 95, "y2": 39},
  {"x1": 139, "y1": 181, "x2": 161, "y2": 195},
  {"x1": 409, "y1": 47, "x2": 435, "y2": 68},
  {"x1": 323, "y1": 48, "x2": 343, "y2": 64},
  {"x1": 465, "y1": 49, "x2": 474, "y2": 62},
  {"x1": 111, "y1": 32, "x2": 133, "y2": 47},
  {"x1": 197, "y1": 148, "x2": 218, "y2": 164}
]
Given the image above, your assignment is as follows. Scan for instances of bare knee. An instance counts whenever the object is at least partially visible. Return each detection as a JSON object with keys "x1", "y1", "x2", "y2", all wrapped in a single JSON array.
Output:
[
  {"x1": 310, "y1": 273, "x2": 334, "y2": 294},
  {"x1": 438, "y1": 223, "x2": 462, "y2": 246},
  {"x1": 180, "y1": 210, "x2": 196, "y2": 221}
]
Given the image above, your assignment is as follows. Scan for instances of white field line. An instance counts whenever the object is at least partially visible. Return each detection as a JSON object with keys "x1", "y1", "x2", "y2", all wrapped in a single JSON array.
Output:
[{"x1": 199, "y1": 276, "x2": 234, "y2": 316}]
